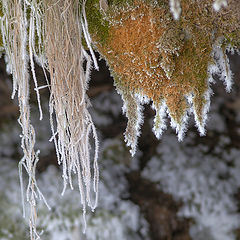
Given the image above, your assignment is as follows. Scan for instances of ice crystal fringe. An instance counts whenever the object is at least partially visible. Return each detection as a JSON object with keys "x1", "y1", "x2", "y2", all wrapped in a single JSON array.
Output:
[
  {"x1": 213, "y1": 42, "x2": 233, "y2": 92},
  {"x1": 0, "y1": 1, "x2": 49, "y2": 239},
  {"x1": 117, "y1": 86, "x2": 144, "y2": 156},
  {"x1": 43, "y1": 0, "x2": 99, "y2": 232},
  {"x1": 189, "y1": 89, "x2": 212, "y2": 136},
  {"x1": 168, "y1": 106, "x2": 189, "y2": 141},
  {"x1": 152, "y1": 101, "x2": 167, "y2": 139}
]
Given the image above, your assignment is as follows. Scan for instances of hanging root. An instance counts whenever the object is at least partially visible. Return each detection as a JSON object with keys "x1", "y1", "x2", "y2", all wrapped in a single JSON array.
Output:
[
  {"x1": 43, "y1": 0, "x2": 99, "y2": 231},
  {"x1": 0, "y1": 1, "x2": 50, "y2": 239},
  {"x1": 0, "y1": 0, "x2": 99, "y2": 237}
]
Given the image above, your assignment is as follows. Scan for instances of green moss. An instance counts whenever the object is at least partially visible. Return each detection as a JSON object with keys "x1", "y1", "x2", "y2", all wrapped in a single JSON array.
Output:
[
  {"x1": 85, "y1": 0, "x2": 110, "y2": 46},
  {"x1": 108, "y1": 0, "x2": 134, "y2": 7},
  {"x1": 0, "y1": 1, "x2": 3, "y2": 17},
  {"x1": 223, "y1": 31, "x2": 240, "y2": 48}
]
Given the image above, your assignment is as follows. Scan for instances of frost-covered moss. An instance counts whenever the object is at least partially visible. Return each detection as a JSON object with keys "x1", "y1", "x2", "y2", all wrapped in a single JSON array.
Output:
[{"x1": 87, "y1": 0, "x2": 240, "y2": 153}]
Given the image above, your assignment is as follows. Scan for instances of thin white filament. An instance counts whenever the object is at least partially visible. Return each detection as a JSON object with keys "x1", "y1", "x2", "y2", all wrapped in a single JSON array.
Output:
[
  {"x1": 81, "y1": 0, "x2": 99, "y2": 70},
  {"x1": 28, "y1": 0, "x2": 43, "y2": 120}
]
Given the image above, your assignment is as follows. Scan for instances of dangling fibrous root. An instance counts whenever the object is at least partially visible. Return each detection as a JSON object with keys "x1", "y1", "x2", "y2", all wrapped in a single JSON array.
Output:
[
  {"x1": 43, "y1": 0, "x2": 99, "y2": 232},
  {"x1": 0, "y1": 1, "x2": 50, "y2": 239}
]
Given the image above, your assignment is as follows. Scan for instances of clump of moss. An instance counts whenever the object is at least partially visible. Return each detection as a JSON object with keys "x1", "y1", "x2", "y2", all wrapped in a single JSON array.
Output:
[{"x1": 86, "y1": 0, "x2": 240, "y2": 153}]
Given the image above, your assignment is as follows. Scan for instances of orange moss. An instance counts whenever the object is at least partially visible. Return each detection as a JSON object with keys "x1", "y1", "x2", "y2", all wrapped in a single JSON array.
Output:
[{"x1": 91, "y1": 0, "x2": 240, "y2": 126}]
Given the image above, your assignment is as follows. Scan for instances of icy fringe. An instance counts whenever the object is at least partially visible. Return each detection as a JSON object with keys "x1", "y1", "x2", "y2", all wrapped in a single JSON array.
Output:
[
  {"x1": 152, "y1": 41, "x2": 233, "y2": 141},
  {"x1": 152, "y1": 91, "x2": 211, "y2": 142},
  {"x1": 189, "y1": 89, "x2": 212, "y2": 136},
  {"x1": 153, "y1": 99, "x2": 190, "y2": 141},
  {"x1": 169, "y1": 107, "x2": 190, "y2": 141},
  {"x1": 0, "y1": 1, "x2": 49, "y2": 239},
  {"x1": 213, "y1": 42, "x2": 233, "y2": 92},
  {"x1": 43, "y1": 0, "x2": 99, "y2": 233},
  {"x1": 121, "y1": 83, "x2": 211, "y2": 153},
  {"x1": 152, "y1": 101, "x2": 168, "y2": 139},
  {"x1": 188, "y1": 60, "x2": 218, "y2": 137},
  {"x1": 119, "y1": 83, "x2": 192, "y2": 154},
  {"x1": 116, "y1": 85, "x2": 144, "y2": 156},
  {"x1": 169, "y1": 0, "x2": 181, "y2": 20}
]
